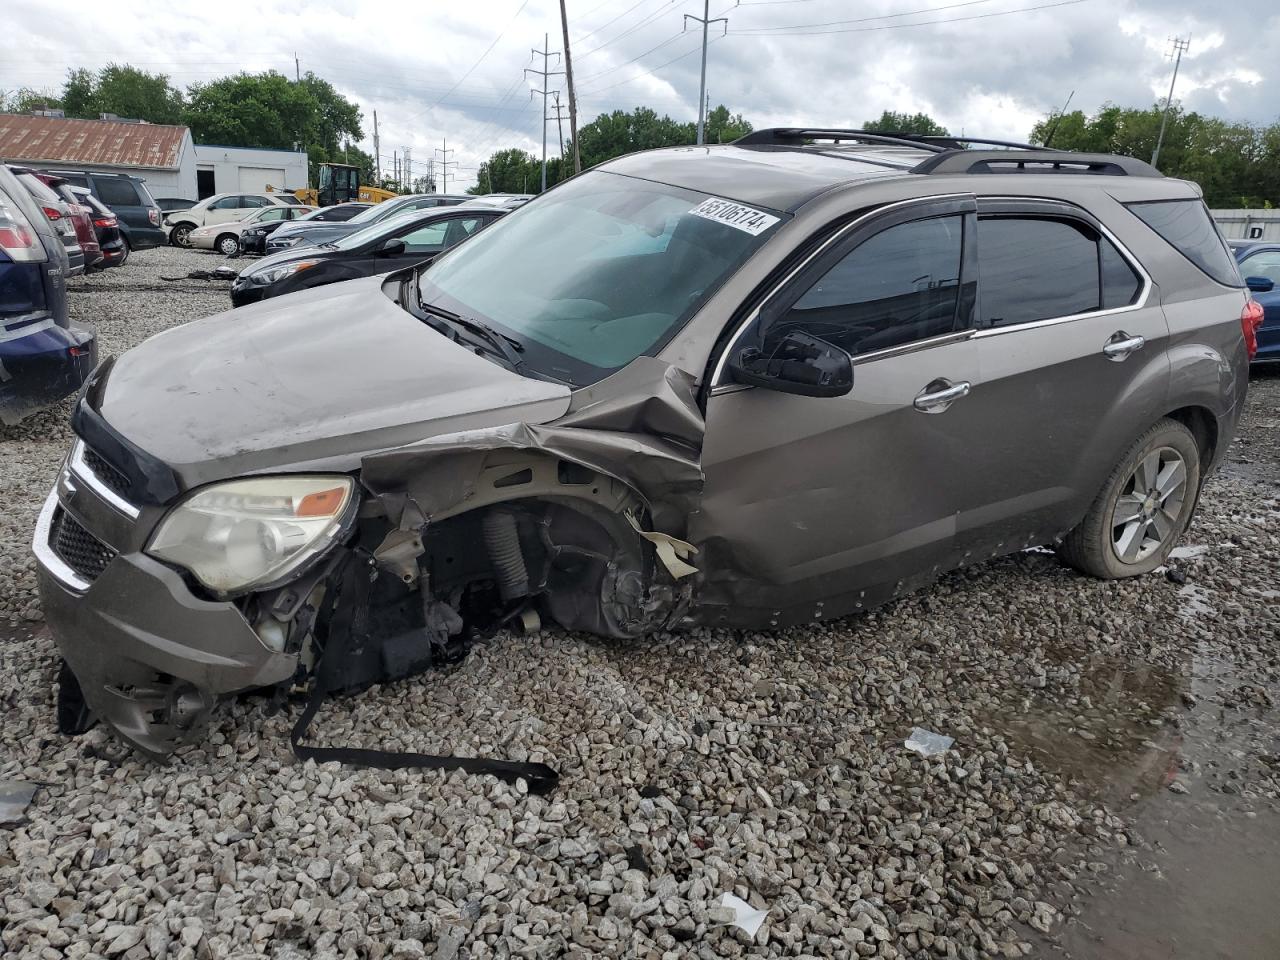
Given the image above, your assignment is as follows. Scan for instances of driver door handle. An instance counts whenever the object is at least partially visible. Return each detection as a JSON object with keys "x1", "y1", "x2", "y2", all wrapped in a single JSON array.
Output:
[
  {"x1": 1103, "y1": 331, "x2": 1145, "y2": 361},
  {"x1": 914, "y1": 378, "x2": 971, "y2": 413}
]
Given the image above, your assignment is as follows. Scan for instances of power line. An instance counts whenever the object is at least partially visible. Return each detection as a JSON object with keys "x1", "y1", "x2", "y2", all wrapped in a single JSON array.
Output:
[
  {"x1": 731, "y1": 0, "x2": 1008, "y2": 32},
  {"x1": 575, "y1": 0, "x2": 662, "y2": 45},
  {"x1": 578, "y1": 34, "x2": 714, "y2": 94},
  {"x1": 727, "y1": 0, "x2": 1091, "y2": 36},
  {"x1": 398, "y1": 0, "x2": 532, "y2": 125},
  {"x1": 577, "y1": 0, "x2": 680, "y2": 60}
]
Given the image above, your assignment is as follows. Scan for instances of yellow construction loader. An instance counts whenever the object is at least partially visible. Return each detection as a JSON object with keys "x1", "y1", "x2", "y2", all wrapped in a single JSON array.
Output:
[{"x1": 269, "y1": 163, "x2": 397, "y2": 207}]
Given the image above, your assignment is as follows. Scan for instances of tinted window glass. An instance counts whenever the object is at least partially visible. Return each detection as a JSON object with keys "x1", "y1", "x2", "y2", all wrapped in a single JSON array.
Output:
[
  {"x1": 773, "y1": 216, "x2": 964, "y2": 357},
  {"x1": 257, "y1": 207, "x2": 287, "y2": 222},
  {"x1": 93, "y1": 177, "x2": 139, "y2": 206},
  {"x1": 1126, "y1": 199, "x2": 1241, "y2": 287},
  {"x1": 1239, "y1": 250, "x2": 1280, "y2": 285},
  {"x1": 1101, "y1": 238, "x2": 1142, "y2": 308},
  {"x1": 979, "y1": 217, "x2": 1099, "y2": 327},
  {"x1": 209, "y1": 196, "x2": 240, "y2": 210},
  {"x1": 400, "y1": 221, "x2": 448, "y2": 253}
]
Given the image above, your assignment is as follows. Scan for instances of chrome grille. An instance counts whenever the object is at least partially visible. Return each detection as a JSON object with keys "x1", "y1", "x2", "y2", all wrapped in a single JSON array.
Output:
[
  {"x1": 82, "y1": 446, "x2": 131, "y2": 498},
  {"x1": 50, "y1": 508, "x2": 116, "y2": 583}
]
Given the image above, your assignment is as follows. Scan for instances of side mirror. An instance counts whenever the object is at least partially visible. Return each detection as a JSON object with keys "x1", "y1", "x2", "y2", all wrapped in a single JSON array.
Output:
[
  {"x1": 1246, "y1": 275, "x2": 1274, "y2": 293},
  {"x1": 728, "y1": 331, "x2": 853, "y2": 398},
  {"x1": 377, "y1": 237, "x2": 407, "y2": 256}
]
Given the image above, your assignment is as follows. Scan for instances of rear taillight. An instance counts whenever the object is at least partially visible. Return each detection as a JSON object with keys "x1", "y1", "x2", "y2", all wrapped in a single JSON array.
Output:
[
  {"x1": 1242, "y1": 299, "x2": 1264, "y2": 361},
  {"x1": 148, "y1": 208, "x2": 160, "y2": 226},
  {"x1": 41, "y1": 205, "x2": 62, "y2": 221},
  {"x1": 0, "y1": 194, "x2": 46, "y2": 263},
  {"x1": 93, "y1": 217, "x2": 117, "y2": 228}
]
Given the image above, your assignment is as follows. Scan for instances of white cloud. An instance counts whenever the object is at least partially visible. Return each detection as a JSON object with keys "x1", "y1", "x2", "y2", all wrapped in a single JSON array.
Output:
[{"x1": 5, "y1": 0, "x2": 1279, "y2": 188}]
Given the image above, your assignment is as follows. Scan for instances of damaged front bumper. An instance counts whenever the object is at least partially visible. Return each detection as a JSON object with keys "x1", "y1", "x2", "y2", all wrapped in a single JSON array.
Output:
[{"x1": 33, "y1": 475, "x2": 296, "y2": 758}]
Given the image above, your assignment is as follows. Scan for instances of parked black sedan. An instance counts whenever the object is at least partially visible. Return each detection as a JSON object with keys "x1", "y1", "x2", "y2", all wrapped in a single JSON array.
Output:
[
  {"x1": 239, "y1": 201, "x2": 370, "y2": 254},
  {"x1": 230, "y1": 206, "x2": 505, "y2": 307}
]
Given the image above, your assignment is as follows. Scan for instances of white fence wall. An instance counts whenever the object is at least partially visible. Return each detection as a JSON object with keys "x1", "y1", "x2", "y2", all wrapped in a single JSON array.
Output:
[{"x1": 1211, "y1": 209, "x2": 1280, "y2": 242}]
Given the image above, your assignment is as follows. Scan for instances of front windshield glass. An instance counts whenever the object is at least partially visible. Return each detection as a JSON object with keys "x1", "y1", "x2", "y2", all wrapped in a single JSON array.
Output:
[
  {"x1": 417, "y1": 171, "x2": 785, "y2": 384},
  {"x1": 346, "y1": 202, "x2": 389, "y2": 225}
]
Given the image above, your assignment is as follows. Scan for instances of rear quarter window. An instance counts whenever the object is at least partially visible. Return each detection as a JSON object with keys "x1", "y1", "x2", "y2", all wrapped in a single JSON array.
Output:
[
  {"x1": 94, "y1": 177, "x2": 141, "y2": 207},
  {"x1": 1125, "y1": 199, "x2": 1241, "y2": 287}
]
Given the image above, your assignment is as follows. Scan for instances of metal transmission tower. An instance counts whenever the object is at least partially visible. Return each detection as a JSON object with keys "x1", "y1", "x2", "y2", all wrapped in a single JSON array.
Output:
[
  {"x1": 1152, "y1": 36, "x2": 1190, "y2": 169},
  {"x1": 435, "y1": 139, "x2": 457, "y2": 195},
  {"x1": 684, "y1": 1, "x2": 728, "y2": 146},
  {"x1": 549, "y1": 91, "x2": 568, "y2": 164},
  {"x1": 525, "y1": 34, "x2": 564, "y2": 192}
]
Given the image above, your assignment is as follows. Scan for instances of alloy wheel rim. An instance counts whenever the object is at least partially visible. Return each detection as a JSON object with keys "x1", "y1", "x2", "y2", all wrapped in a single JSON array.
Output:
[{"x1": 1110, "y1": 446, "x2": 1187, "y2": 564}]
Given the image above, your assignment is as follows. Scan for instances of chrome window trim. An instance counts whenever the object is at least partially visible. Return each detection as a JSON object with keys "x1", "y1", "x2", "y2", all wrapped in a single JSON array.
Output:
[
  {"x1": 69, "y1": 439, "x2": 141, "y2": 520},
  {"x1": 969, "y1": 196, "x2": 1153, "y2": 338},
  {"x1": 709, "y1": 193, "x2": 972, "y2": 386},
  {"x1": 32, "y1": 488, "x2": 91, "y2": 593}
]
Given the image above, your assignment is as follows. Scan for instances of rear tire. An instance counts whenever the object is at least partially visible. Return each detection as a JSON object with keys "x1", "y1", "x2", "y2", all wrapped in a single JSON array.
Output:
[
  {"x1": 117, "y1": 238, "x2": 130, "y2": 266},
  {"x1": 1058, "y1": 418, "x2": 1201, "y2": 579}
]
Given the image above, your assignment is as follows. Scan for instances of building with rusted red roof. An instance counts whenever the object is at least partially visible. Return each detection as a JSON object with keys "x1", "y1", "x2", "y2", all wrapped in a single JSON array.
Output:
[{"x1": 0, "y1": 113, "x2": 308, "y2": 202}]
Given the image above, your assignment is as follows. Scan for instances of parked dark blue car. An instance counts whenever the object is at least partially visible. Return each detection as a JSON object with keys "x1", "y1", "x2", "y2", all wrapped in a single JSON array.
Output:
[
  {"x1": 1231, "y1": 240, "x2": 1280, "y2": 363},
  {"x1": 0, "y1": 165, "x2": 97, "y2": 425}
]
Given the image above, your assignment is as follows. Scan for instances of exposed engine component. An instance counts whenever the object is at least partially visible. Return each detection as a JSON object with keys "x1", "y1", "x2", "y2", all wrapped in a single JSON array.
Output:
[{"x1": 482, "y1": 507, "x2": 530, "y2": 602}]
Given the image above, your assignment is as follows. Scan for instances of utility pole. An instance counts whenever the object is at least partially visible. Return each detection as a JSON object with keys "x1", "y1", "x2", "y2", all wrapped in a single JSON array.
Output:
[
  {"x1": 684, "y1": 1, "x2": 728, "y2": 145},
  {"x1": 559, "y1": 0, "x2": 581, "y2": 174},
  {"x1": 435, "y1": 138, "x2": 456, "y2": 195},
  {"x1": 403, "y1": 146, "x2": 412, "y2": 192},
  {"x1": 526, "y1": 34, "x2": 563, "y2": 193},
  {"x1": 373, "y1": 111, "x2": 380, "y2": 182},
  {"x1": 393, "y1": 151, "x2": 399, "y2": 192},
  {"x1": 294, "y1": 53, "x2": 300, "y2": 82},
  {"x1": 1152, "y1": 36, "x2": 1190, "y2": 169},
  {"x1": 550, "y1": 91, "x2": 567, "y2": 167}
]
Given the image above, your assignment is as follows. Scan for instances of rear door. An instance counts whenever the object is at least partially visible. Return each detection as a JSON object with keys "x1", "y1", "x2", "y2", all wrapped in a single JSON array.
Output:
[
  {"x1": 1237, "y1": 246, "x2": 1280, "y2": 360},
  {"x1": 956, "y1": 198, "x2": 1170, "y2": 557}
]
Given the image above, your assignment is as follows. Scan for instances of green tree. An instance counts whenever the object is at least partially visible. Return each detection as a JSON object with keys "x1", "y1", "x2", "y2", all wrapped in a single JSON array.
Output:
[
  {"x1": 469, "y1": 148, "x2": 542, "y2": 194},
  {"x1": 1, "y1": 87, "x2": 62, "y2": 114},
  {"x1": 1028, "y1": 102, "x2": 1280, "y2": 207},
  {"x1": 704, "y1": 105, "x2": 753, "y2": 143},
  {"x1": 862, "y1": 110, "x2": 949, "y2": 136},
  {"x1": 183, "y1": 71, "x2": 363, "y2": 186},
  {"x1": 60, "y1": 65, "x2": 183, "y2": 124}
]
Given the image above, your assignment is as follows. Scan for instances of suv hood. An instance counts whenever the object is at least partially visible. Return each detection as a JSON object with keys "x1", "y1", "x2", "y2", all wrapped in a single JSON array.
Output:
[{"x1": 99, "y1": 275, "x2": 572, "y2": 487}]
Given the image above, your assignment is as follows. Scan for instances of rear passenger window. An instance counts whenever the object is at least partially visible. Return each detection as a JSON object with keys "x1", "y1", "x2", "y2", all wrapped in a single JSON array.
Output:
[
  {"x1": 774, "y1": 215, "x2": 964, "y2": 357},
  {"x1": 1125, "y1": 199, "x2": 1241, "y2": 287},
  {"x1": 978, "y1": 218, "x2": 1101, "y2": 327},
  {"x1": 94, "y1": 178, "x2": 140, "y2": 206}
]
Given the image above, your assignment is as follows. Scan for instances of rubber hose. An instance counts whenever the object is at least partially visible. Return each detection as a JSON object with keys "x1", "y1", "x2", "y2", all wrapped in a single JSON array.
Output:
[{"x1": 482, "y1": 508, "x2": 529, "y2": 602}]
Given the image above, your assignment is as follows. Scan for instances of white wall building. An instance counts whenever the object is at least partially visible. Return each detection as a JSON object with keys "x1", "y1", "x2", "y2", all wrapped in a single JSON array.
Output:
[
  {"x1": 192, "y1": 144, "x2": 309, "y2": 199},
  {"x1": 1210, "y1": 209, "x2": 1280, "y2": 242},
  {"x1": 0, "y1": 113, "x2": 308, "y2": 202}
]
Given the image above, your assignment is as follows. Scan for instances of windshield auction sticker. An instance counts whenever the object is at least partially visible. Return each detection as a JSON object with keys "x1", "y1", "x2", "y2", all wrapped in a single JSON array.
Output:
[{"x1": 689, "y1": 198, "x2": 780, "y2": 236}]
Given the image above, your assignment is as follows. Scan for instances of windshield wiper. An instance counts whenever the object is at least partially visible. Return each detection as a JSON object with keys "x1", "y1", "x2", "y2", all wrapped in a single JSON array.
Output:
[{"x1": 416, "y1": 294, "x2": 526, "y2": 371}]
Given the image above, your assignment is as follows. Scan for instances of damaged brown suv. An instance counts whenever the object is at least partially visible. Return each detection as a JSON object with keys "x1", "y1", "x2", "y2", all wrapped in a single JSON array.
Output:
[{"x1": 34, "y1": 130, "x2": 1253, "y2": 760}]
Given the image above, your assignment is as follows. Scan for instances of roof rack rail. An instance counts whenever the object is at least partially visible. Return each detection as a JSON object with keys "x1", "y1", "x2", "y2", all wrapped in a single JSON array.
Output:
[
  {"x1": 912, "y1": 150, "x2": 1162, "y2": 178},
  {"x1": 897, "y1": 135, "x2": 1055, "y2": 151},
  {"x1": 734, "y1": 128, "x2": 951, "y2": 153}
]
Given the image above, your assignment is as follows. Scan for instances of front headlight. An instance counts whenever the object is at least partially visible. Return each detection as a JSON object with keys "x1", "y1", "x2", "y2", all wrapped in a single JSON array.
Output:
[
  {"x1": 248, "y1": 260, "x2": 318, "y2": 285},
  {"x1": 147, "y1": 476, "x2": 356, "y2": 595}
]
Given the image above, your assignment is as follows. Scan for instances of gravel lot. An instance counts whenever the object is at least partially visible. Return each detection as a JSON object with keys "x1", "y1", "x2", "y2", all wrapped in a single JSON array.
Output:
[{"x1": 2, "y1": 247, "x2": 1278, "y2": 959}]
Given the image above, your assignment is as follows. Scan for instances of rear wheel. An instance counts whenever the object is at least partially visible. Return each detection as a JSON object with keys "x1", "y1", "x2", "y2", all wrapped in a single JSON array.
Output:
[
  {"x1": 1058, "y1": 418, "x2": 1201, "y2": 579},
  {"x1": 170, "y1": 223, "x2": 193, "y2": 247},
  {"x1": 216, "y1": 234, "x2": 240, "y2": 256},
  {"x1": 117, "y1": 238, "x2": 130, "y2": 266}
]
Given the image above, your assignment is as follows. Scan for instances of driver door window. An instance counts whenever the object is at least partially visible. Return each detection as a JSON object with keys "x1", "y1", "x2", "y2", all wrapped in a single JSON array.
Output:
[
  {"x1": 771, "y1": 215, "x2": 965, "y2": 357},
  {"x1": 400, "y1": 221, "x2": 449, "y2": 254},
  {"x1": 258, "y1": 207, "x2": 287, "y2": 222}
]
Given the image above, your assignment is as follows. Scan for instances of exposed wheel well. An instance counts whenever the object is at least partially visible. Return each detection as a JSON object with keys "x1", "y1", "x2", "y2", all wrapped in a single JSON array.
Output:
[{"x1": 1165, "y1": 405, "x2": 1217, "y2": 466}]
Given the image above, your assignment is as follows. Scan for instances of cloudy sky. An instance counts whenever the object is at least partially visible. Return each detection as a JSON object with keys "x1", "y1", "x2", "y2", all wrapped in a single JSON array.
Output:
[{"x1": 5, "y1": 0, "x2": 1277, "y2": 190}]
